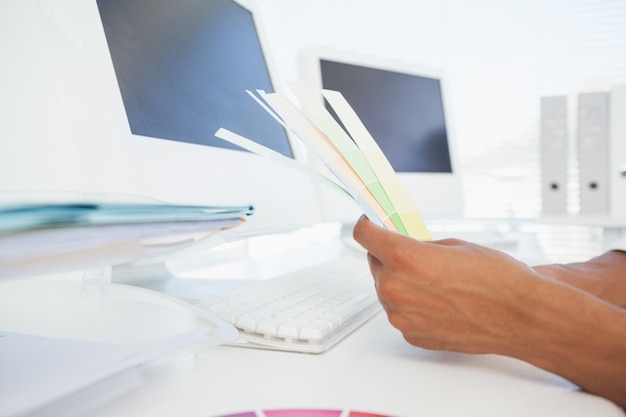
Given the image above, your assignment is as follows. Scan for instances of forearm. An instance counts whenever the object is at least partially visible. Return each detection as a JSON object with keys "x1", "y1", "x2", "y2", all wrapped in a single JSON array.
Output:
[
  {"x1": 533, "y1": 250, "x2": 626, "y2": 307},
  {"x1": 512, "y1": 279, "x2": 626, "y2": 407}
]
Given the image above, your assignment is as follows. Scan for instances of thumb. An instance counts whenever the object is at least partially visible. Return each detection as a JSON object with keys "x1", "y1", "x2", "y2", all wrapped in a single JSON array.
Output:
[{"x1": 353, "y1": 215, "x2": 412, "y2": 262}]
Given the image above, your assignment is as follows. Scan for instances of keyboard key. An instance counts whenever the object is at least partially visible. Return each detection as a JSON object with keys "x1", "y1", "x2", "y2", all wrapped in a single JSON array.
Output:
[
  {"x1": 277, "y1": 320, "x2": 306, "y2": 339},
  {"x1": 256, "y1": 318, "x2": 284, "y2": 336},
  {"x1": 299, "y1": 320, "x2": 332, "y2": 341}
]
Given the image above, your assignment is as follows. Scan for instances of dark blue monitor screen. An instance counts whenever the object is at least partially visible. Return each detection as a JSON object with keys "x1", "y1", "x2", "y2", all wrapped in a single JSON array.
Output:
[
  {"x1": 97, "y1": 0, "x2": 293, "y2": 157},
  {"x1": 320, "y1": 59, "x2": 452, "y2": 173}
]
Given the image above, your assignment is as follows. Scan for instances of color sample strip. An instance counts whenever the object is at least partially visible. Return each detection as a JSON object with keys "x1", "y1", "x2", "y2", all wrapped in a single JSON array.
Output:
[
  {"x1": 215, "y1": 410, "x2": 395, "y2": 417},
  {"x1": 321, "y1": 90, "x2": 431, "y2": 241},
  {"x1": 263, "y1": 410, "x2": 342, "y2": 417},
  {"x1": 287, "y1": 82, "x2": 407, "y2": 235},
  {"x1": 214, "y1": 128, "x2": 352, "y2": 201},
  {"x1": 257, "y1": 91, "x2": 394, "y2": 230}
]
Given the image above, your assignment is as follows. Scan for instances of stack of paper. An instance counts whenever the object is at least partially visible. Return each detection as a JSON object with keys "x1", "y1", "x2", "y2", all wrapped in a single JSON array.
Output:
[
  {"x1": 215, "y1": 83, "x2": 431, "y2": 240},
  {"x1": 0, "y1": 276, "x2": 238, "y2": 417},
  {"x1": 0, "y1": 202, "x2": 253, "y2": 279},
  {"x1": 0, "y1": 202, "x2": 253, "y2": 234}
]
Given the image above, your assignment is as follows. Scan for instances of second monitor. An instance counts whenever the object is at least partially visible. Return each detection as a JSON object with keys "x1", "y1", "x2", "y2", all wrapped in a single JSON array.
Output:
[{"x1": 299, "y1": 48, "x2": 464, "y2": 223}]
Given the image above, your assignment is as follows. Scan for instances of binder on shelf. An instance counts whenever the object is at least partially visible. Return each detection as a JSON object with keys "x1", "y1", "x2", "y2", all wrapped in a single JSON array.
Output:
[
  {"x1": 609, "y1": 84, "x2": 626, "y2": 219},
  {"x1": 540, "y1": 96, "x2": 568, "y2": 215},
  {"x1": 578, "y1": 91, "x2": 610, "y2": 214}
]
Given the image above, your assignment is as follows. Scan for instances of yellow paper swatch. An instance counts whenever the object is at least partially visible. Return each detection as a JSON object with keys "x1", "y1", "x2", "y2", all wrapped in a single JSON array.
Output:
[{"x1": 321, "y1": 89, "x2": 431, "y2": 240}]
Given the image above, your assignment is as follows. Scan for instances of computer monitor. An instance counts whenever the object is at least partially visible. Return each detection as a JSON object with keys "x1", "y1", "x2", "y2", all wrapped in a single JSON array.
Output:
[
  {"x1": 0, "y1": 0, "x2": 321, "y2": 237},
  {"x1": 299, "y1": 48, "x2": 464, "y2": 222}
]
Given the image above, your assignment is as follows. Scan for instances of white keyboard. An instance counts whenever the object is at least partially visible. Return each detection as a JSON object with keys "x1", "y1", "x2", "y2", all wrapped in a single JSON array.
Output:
[{"x1": 199, "y1": 255, "x2": 381, "y2": 353}]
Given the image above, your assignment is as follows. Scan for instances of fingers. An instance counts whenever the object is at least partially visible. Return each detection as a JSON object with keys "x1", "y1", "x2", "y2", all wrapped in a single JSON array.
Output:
[
  {"x1": 366, "y1": 251, "x2": 382, "y2": 291},
  {"x1": 353, "y1": 215, "x2": 413, "y2": 263},
  {"x1": 366, "y1": 251, "x2": 382, "y2": 272},
  {"x1": 367, "y1": 251, "x2": 394, "y2": 315}
]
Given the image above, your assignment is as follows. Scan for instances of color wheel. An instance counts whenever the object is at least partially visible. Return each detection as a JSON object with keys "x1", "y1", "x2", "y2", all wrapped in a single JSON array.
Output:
[{"x1": 216, "y1": 410, "x2": 393, "y2": 417}]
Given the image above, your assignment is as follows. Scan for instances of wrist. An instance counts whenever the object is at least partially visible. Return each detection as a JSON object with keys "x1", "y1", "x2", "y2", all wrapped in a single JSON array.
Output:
[
  {"x1": 533, "y1": 251, "x2": 626, "y2": 307},
  {"x1": 514, "y1": 281, "x2": 626, "y2": 405}
]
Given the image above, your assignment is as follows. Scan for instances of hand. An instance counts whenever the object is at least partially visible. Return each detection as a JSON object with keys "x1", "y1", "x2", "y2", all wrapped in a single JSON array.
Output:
[
  {"x1": 352, "y1": 216, "x2": 626, "y2": 406},
  {"x1": 352, "y1": 215, "x2": 580, "y2": 356}
]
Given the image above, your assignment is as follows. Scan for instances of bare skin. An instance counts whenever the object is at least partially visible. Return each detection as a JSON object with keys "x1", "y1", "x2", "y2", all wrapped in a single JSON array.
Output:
[{"x1": 352, "y1": 215, "x2": 626, "y2": 407}]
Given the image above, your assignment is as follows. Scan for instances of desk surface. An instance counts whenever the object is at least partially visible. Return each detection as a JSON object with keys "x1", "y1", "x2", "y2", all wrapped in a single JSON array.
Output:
[
  {"x1": 17, "y1": 225, "x2": 625, "y2": 417},
  {"x1": 85, "y1": 312, "x2": 623, "y2": 417}
]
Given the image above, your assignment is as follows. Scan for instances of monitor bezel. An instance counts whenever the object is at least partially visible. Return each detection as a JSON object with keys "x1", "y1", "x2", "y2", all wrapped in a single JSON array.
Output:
[
  {"x1": 102, "y1": 0, "x2": 322, "y2": 235},
  {"x1": 0, "y1": 0, "x2": 323, "y2": 240},
  {"x1": 298, "y1": 47, "x2": 464, "y2": 221}
]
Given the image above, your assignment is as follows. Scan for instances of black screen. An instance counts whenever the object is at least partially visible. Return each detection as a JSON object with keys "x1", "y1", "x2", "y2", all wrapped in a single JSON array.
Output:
[
  {"x1": 97, "y1": 0, "x2": 293, "y2": 157},
  {"x1": 320, "y1": 60, "x2": 452, "y2": 173}
]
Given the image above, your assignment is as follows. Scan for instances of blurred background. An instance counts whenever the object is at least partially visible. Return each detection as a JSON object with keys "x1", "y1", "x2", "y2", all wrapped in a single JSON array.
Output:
[{"x1": 257, "y1": 0, "x2": 626, "y2": 262}]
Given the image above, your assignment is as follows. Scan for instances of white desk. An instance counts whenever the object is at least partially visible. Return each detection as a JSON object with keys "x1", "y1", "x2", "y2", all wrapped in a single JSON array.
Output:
[
  {"x1": 13, "y1": 225, "x2": 626, "y2": 417},
  {"x1": 84, "y1": 311, "x2": 623, "y2": 417}
]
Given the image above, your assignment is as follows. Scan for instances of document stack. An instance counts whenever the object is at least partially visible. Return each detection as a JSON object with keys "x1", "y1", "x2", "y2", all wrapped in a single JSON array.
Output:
[{"x1": 0, "y1": 193, "x2": 249, "y2": 417}]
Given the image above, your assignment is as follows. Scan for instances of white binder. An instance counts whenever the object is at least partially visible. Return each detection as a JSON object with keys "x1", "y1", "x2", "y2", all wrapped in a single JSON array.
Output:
[
  {"x1": 609, "y1": 84, "x2": 626, "y2": 219},
  {"x1": 578, "y1": 91, "x2": 610, "y2": 214},
  {"x1": 540, "y1": 96, "x2": 568, "y2": 214}
]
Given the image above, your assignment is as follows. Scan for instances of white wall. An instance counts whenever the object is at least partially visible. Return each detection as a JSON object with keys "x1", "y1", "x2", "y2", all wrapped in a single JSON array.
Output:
[
  {"x1": 256, "y1": 0, "x2": 446, "y2": 81},
  {"x1": 255, "y1": 0, "x2": 626, "y2": 218}
]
